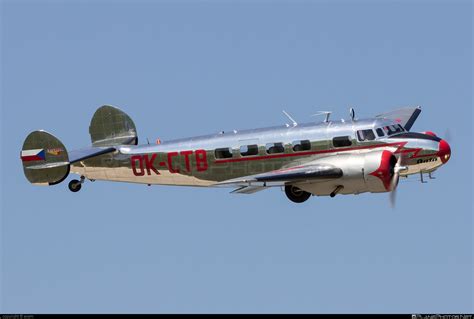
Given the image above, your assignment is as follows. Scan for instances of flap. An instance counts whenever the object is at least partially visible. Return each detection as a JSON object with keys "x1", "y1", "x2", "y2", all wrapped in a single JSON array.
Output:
[
  {"x1": 231, "y1": 185, "x2": 268, "y2": 194},
  {"x1": 216, "y1": 163, "x2": 342, "y2": 189}
]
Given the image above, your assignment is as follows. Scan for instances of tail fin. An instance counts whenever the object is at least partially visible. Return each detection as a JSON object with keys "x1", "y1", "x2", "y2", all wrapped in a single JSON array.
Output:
[
  {"x1": 21, "y1": 131, "x2": 70, "y2": 185},
  {"x1": 89, "y1": 105, "x2": 138, "y2": 147}
]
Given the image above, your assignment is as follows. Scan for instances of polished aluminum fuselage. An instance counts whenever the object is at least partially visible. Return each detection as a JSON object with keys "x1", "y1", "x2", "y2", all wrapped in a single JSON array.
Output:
[{"x1": 71, "y1": 117, "x2": 445, "y2": 195}]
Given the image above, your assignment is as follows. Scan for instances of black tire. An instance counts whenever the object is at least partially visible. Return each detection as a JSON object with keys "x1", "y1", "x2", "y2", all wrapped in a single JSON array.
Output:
[
  {"x1": 285, "y1": 185, "x2": 311, "y2": 203},
  {"x1": 68, "y1": 179, "x2": 81, "y2": 192}
]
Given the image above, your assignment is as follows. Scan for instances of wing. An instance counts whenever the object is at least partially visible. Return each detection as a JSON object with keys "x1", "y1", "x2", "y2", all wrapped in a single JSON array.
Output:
[
  {"x1": 375, "y1": 106, "x2": 422, "y2": 131},
  {"x1": 215, "y1": 162, "x2": 343, "y2": 194}
]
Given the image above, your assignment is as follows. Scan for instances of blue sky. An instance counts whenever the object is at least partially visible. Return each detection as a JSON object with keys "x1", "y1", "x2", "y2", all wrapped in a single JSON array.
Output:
[{"x1": 1, "y1": 0, "x2": 472, "y2": 314}]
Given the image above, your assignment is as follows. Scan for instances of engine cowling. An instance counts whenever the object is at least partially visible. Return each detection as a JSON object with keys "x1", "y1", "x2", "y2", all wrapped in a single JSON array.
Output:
[
  {"x1": 362, "y1": 150, "x2": 397, "y2": 192},
  {"x1": 422, "y1": 131, "x2": 437, "y2": 137},
  {"x1": 337, "y1": 149, "x2": 397, "y2": 193},
  {"x1": 297, "y1": 150, "x2": 397, "y2": 196}
]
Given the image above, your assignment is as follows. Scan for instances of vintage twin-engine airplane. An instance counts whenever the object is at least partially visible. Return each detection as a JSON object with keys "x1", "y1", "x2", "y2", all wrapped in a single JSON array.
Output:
[{"x1": 21, "y1": 105, "x2": 451, "y2": 204}]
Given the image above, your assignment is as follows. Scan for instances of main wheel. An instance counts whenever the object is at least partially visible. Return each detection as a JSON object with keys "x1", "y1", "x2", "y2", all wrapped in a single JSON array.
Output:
[
  {"x1": 285, "y1": 185, "x2": 311, "y2": 203},
  {"x1": 68, "y1": 179, "x2": 82, "y2": 192}
]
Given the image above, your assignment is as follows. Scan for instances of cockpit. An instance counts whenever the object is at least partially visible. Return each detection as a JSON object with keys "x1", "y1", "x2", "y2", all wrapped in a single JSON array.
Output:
[
  {"x1": 383, "y1": 124, "x2": 405, "y2": 135},
  {"x1": 356, "y1": 124, "x2": 405, "y2": 141}
]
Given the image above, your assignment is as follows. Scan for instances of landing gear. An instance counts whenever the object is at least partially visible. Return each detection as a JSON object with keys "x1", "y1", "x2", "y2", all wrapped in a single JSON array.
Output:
[
  {"x1": 420, "y1": 171, "x2": 427, "y2": 184},
  {"x1": 68, "y1": 176, "x2": 85, "y2": 192},
  {"x1": 285, "y1": 185, "x2": 311, "y2": 203},
  {"x1": 330, "y1": 185, "x2": 344, "y2": 198},
  {"x1": 68, "y1": 180, "x2": 81, "y2": 192}
]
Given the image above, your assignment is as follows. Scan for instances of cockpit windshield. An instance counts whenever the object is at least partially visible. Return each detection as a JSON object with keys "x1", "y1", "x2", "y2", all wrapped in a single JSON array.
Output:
[{"x1": 382, "y1": 124, "x2": 405, "y2": 136}]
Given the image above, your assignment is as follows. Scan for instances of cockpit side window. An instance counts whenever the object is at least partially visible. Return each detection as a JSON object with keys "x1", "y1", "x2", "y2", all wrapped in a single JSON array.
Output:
[
  {"x1": 396, "y1": 124, "x2": 405, "y2": 132},
  {"x1": 376, "y1": 128, "x2": 385, "y2": 137},
  {"x1": 383, "y1": 124, "x2": 405, "y2": 136},
  {"x1": 357, "y1": 129, "x2": 376, "y2": 142},
  {"x1": 383, "y1": 126, "x2": 395, "y2": 135}
]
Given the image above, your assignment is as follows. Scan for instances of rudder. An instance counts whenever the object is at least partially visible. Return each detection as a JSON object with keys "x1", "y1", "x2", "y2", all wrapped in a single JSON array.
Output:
[{"x1": 89, "y1": 105, "x2": 138, "y2": 147}]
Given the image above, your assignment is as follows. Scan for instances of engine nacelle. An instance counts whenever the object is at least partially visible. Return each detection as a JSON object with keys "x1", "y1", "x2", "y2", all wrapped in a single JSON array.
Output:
[
  {"x1": 361, "y1": 150, "x2": 397, "y2": 193},
  {"x1": 297, "y1": 150, "x2": 397, "y2": 196}
]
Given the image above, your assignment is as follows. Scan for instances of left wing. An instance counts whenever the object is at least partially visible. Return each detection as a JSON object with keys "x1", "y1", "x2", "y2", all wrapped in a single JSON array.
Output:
[{"x1": 215, "y1": 162, "x2": 342, "y2": 194}]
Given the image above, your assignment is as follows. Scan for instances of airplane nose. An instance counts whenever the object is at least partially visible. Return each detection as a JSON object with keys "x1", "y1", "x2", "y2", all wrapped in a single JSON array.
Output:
[{"x1": 438, "y1": 139, "x2": 451, "y2": 164}]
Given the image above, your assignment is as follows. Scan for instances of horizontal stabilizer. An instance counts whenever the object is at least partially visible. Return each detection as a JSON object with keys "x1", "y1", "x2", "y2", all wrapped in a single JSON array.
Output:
[
  {"x1": 21, "y1": 131, "x2": 117, "y2": 186},
  {"x1": 69, "y1": 146, "x2": 116, "y2": 163},
  {"x1": 26, "y1": 161, "x2": 70, "y2": 170}
]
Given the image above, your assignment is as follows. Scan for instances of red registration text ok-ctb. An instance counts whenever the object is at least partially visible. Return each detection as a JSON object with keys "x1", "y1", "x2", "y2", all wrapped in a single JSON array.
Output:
[{"x1": 130, "y1": 150, "x2": 208, "y2": 176}]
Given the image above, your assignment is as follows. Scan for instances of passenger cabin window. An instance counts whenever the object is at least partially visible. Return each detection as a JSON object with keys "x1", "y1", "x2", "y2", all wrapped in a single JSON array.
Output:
[
  {"x1": 215, "y1": 147, "x2": 233, "y2": 159},
  {"x1": 240, "y1": 144, "x2": 259, "y2": 156},
  {"x1": 333, "y1": 136, "x2": 352, "y2": 147},
  {"x1": 266, "y1": 142, "x2": 285, "y2": 154},
  {"x1": 376, "y1": 128, "x2": 385, "y2": 137},
  {"x1": 357, "y1": 129, "x2": 376, "y2": 142},
  {"x1": 292, "y1": 140, "x2": 311, "y2": 152}
]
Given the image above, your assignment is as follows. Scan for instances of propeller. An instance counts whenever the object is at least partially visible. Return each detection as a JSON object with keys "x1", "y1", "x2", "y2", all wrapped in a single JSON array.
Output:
[
  {"x1": 389, "y1": 153, "x2": 407, "y2": 208},
  {"x1": 444, "y1": 128, "x2": 452, "y2": 144},
  {"x1": 389, "y1": 128, "x2": 452, "y2": 208}
]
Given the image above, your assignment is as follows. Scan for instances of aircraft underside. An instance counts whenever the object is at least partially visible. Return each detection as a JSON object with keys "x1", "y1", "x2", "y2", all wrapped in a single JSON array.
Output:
[{"x1": 70, "y1": 148, "x2": 444, "y2": 199}]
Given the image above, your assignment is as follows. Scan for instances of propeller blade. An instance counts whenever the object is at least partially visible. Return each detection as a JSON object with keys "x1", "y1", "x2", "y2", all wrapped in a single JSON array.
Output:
[
  {"x1": 389, "y1": 172, "x2": 399, "y2": 208},
  {"x1": 389, "y1": 154, "x2": 403, "y2": 208},
  {"x1": 390, "y1": 185, "x2": 397, "y2": 208},
  {"x1": 444, "y1": 128, "x2": 452, "y2": 143}
]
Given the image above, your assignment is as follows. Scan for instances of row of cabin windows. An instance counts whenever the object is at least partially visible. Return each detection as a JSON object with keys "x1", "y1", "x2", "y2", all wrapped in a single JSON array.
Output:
[
  {"x1": 215, "y1": 138, "x2": 349, "y2": 159},
  {"x1": 215, "y1": 126, "x2": 405, "y2": 159},
  {"x1": 215, "y1": 140, "x2": 311, "y2": 159},
  {"x1": 216, "y1": 138, "x2": 351, "y2": 159}
]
